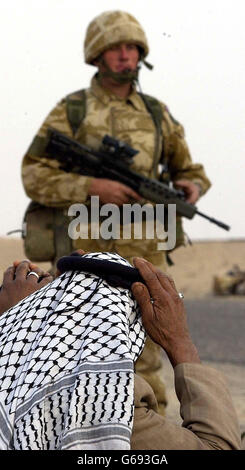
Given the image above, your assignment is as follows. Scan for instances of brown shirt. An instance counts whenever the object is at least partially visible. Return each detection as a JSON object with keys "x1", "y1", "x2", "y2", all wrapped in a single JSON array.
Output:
[{"x1": 132, "y1": 363, "x2": 241, "y2": 450}]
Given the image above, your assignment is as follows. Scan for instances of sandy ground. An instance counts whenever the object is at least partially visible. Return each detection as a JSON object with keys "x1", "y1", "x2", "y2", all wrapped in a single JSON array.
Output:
[
  {"x1": 0, "y1": 236, "x2": 245, "y2": 447},
  {"x1": 168, "y1": 238, "x2": 245, "y2": 299}
]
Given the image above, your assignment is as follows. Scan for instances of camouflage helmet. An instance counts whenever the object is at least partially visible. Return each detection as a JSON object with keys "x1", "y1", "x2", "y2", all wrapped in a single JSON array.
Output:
[{"x1": 84, "y1": 10, "x2": 149, "y2": 65}]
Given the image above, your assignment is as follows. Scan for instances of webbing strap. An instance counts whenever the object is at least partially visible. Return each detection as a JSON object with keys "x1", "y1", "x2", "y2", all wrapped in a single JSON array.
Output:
[
  {"x1": 27, "y1": 135, "x2": 47, "y2": 157},
  {"x1": 53, "y1": 208, "x2": 73, "y2": 260},
  {"x1": 137, "y1": 92, "x2": 164, "y2": 178},
  {"x1": 65, "y1": 89, "x2": 87, "y2": 136}
]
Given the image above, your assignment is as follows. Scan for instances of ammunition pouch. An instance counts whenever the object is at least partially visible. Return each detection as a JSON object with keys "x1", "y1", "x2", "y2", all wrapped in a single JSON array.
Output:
[{"x1": 23, "y1": 201, "x2": 73, "y2": 262}]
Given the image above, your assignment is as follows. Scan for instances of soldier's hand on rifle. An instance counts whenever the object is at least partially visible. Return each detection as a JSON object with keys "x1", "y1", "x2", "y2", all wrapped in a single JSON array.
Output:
[
  {"x1": 174, "y1": 179, "x2": 201, "y2": 204},
  {"x1": 88, "y1": 178, "x2": 142, "y2": 205}
]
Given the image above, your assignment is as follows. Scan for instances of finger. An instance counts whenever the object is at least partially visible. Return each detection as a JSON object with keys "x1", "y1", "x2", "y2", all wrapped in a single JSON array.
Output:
[
  {"x1": 26, "y1": 273, "x2": 40, "y2": 282},
  {"x1": 29, "y1": 263, "x2": 46, "y2": 273},
  {"x1": 69, "y1": 250, "x2": 86, "y2": 256},
  {"x1": 28, "y1": 264, "x2": 46, "y2": 279},
  {"x1": 133, "y1": 258, "x2": 171, "y2": 300},
  {"x1": 185, "y1": 187, "x2": 199, "y2": 204},
  {"x1": 174, "y1": 179, "x2": 189, "y2": 187},
  {"x1": 162, "y1": 272, "x2": 178, "y2": 293},
  {"x1": 185, "y1": 195, "x2": 195, "y2": 204},
  {"x1": 174, "y1": 180, "x2": 191, "y2": 197},
  {"x1": 131, "y1": 281, "x2": 154, "y2": 315},
  {"x1": 13, "y1": 259, "x2": 30, "y2": 267},
  {"x1": 2, "y1": 266, "x2": 16, "y2": 283},
  {"x1": 74, "y1": 249, "x2": 86, "y2": 255},
  {"x1": 124, "y1": 187, "x2": 142, "y2": 201},
  {"x1": 148, "y1": 266, "x2": 178, "y2": 295},
  {"x1": 14, "y1": 261, "x2": 32, "y2": 279},
  {"x1": 132, "y1": 281, "x2": 150, "y2": 303},
  {"x1": 26, "y1": 265, "x2": 45, "y2": 283},
  {"x1": 134, "y1": 257, "x2": 178, "y2": 295},
  {"x1": 134, "y1": 260, "x2": 180, "y2": 308}
]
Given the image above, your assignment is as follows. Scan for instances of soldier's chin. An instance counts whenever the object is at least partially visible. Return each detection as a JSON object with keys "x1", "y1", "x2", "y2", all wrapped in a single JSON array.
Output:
[
  {"x1": 117, "y1": 68, "x2": 133, "y2": 73},
  {"x1": 114, "y1": 69, "x2": 138, "y2": 83}
]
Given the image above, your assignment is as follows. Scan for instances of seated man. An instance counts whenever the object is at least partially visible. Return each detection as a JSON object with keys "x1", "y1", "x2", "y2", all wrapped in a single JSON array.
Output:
[{"x1": 0, "y1": 252, "x2": 241, "y2": 450}]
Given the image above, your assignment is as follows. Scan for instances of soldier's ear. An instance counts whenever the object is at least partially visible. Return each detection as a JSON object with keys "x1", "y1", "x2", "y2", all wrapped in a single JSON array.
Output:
[
  {"x1": 92, "y1": 54, "x2": 103, "y2": 67},
  {"x1": 137, "y1": 46, "x2": 144, "y2": 59}
]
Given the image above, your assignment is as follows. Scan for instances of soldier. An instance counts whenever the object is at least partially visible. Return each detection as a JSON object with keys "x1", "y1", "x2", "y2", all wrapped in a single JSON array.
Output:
[{"x1": 21, "y1": 10, "x2": 211, "y2": 415}]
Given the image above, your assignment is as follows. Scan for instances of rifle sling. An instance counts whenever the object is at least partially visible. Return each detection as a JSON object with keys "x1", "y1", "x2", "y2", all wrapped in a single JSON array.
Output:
[{"x1": 137, "y1": 92, "x2": 164, "y2": 178}]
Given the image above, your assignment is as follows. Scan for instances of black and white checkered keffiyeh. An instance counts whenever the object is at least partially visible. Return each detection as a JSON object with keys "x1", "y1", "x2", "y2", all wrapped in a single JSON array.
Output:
[{"x1": 0, "y1": 252, "x2": 146, "y2": 450}]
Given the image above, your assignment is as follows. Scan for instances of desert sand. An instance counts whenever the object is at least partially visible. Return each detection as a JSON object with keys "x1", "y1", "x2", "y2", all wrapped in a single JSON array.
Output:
[{"x1": 169, "y1": 238, "x2": 245, "y2": 298}]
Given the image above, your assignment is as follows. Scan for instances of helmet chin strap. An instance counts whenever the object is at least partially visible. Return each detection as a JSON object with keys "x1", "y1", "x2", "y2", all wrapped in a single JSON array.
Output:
[
  {"x1": 142, "y1": 59, "x2": 154, "y2": 70},
  {"x1": 97, "y1": 57, "x2": 140, "y2": 84}
]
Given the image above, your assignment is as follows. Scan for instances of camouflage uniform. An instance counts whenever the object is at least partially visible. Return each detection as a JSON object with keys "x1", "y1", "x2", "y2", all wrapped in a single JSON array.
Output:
[{"x1": 22, "y1": 11, "x2": 211, "y2": 416}]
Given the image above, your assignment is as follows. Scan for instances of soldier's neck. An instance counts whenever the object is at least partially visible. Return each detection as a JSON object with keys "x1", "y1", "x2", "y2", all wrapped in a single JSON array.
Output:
[{"x1": 100, "y1": 78, "x2": 132, "y2": 99}]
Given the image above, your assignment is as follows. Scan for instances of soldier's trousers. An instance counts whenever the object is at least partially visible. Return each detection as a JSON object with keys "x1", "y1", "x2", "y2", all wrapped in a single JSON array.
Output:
[{"x1": 70, "y1": 226, "x2": 169, "y2": 416}]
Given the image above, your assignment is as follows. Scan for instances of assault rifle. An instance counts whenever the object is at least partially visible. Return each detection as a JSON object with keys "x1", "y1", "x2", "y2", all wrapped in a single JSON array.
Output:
[{"x1": 43, "y1": 129, "x2": 230, "y2": 231}]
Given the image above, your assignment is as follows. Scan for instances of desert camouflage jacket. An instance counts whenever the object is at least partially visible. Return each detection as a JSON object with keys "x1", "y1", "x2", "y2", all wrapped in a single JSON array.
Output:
[{"x1": 22, "y1": 75, "x2": 211, "y2": 208}]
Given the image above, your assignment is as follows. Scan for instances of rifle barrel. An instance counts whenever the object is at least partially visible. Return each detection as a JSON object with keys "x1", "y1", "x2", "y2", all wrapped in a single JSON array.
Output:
[{"x1": 195, "y1": 210, "x2": 230, "y2": 231}]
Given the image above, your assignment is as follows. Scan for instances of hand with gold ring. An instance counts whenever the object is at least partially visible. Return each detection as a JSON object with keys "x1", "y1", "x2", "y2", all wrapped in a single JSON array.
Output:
[
  {"x1": 131, "y1": 257, "x2": 200, "y2": 368},
  {"x1": 0, "y1": 260, "x2": 53, "y2": 316}
]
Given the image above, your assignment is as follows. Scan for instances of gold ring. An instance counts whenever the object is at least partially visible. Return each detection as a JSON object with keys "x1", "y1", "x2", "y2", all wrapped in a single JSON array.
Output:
[{"x1": 27, "y1": 271, "x2": 39, "y2": 280}]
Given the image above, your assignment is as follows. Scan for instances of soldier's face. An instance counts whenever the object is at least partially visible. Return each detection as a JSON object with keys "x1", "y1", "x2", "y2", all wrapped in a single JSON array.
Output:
[{"x1": 101, "y1": 43, "x2": 140, "y2": 73}]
